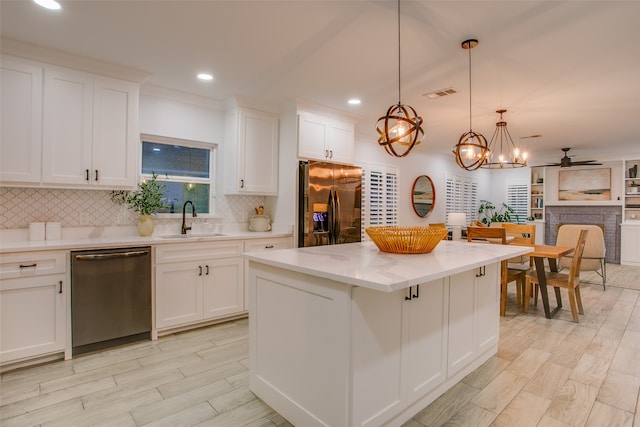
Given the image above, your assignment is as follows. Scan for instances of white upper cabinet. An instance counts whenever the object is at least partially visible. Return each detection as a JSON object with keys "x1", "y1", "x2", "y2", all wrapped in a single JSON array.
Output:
[
  {"x1": 225, "y1": 107, "x2": 279, "y2": 195},
  {"x1": 42, "y1": 66, "x2": 139, "y2": 188},
  {"x1": 0, "y1": 56, "x2": 43, "y2": 184},
  {"x1": 298, "y1": 111, "x2": 355, "y2": 164}
]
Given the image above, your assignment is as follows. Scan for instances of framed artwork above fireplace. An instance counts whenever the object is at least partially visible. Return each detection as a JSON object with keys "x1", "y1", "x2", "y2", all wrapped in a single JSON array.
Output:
[{"x1": 558, "y1": 168, "x2": 611, "y2": 201}]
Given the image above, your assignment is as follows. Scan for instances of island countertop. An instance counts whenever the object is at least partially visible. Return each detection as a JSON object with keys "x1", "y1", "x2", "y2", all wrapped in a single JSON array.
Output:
[{"x1": 244, "y1": 240, "x2": 532, "y2": 292}]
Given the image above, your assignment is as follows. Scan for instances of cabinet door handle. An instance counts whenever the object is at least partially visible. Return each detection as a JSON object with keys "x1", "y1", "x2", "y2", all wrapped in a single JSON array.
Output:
[
  {"x1": 85, "y1": 169, "x2": 90, "y2": 181},
  {"x1": 476, "y1": 265, "x2": 486, "y2": 277},
  {"x1": 405, "y1": 286, "x2": 413, "y2": 301},
  {"x1": 198, "y1": 265, "x2": 203, "y2": 276},
  {"x1": 94, "y1": 170, "x2": 99, "y2": 181},
  {"x1": 413, "y1": 284, "x2": 419, "y2": 299},
  {"x1": 58, "y1": 280, "x2": 63, "y2": 294},
  {"x1": 205, "y1": 265, "x2": 209, "y2": 275},
  {"x1": 325, "y1": 149, "x2": 329, "y2": 158},
  {"x1": 329, "y1": 150, "x2": 333, "y2": 159},
  {"x1": 19, "y1": 263, "x2": 37, "y2": 269},
  {"x1": 240, "y1": 179, "x2": 244, "y2": 188},
  {"x1": 265, "y1": 245, "x2": 274, "y2": 249}
]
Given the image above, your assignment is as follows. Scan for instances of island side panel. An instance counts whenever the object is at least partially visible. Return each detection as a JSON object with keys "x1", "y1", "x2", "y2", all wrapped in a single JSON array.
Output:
[{"x1": 248, "y1": 261, "x2": 351, "y2": 427}]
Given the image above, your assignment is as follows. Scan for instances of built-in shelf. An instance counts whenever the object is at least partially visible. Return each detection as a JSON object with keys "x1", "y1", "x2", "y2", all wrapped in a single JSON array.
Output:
[{"x1": 530, "y1": 166, "x2": 545, "y2": 221}]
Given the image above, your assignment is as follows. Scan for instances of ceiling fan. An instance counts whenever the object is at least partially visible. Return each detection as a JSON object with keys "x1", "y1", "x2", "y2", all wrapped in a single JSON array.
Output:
[{"x1": 545, "y1": 148, "x2": 602, "y2": 167}]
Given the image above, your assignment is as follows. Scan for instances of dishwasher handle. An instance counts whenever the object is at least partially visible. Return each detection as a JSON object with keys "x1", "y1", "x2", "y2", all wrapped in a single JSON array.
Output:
[{"x1": 74, "y1": 250, "x2": 149, "y2": 261}]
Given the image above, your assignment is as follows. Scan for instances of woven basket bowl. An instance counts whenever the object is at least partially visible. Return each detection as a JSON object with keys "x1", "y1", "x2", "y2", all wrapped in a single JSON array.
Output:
[{"x1": 366, "y1": 226, "x2": 448, "y2": 254}]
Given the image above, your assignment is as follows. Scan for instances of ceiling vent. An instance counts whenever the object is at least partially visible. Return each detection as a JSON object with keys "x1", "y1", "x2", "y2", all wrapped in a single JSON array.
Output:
[{"x1": 423, "y1": 87, "x2": 457, "y2": 99}]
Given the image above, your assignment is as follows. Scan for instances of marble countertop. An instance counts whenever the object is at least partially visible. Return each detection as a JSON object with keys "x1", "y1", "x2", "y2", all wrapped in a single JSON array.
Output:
[
  {"x1": 245, "y1": 240, "x2": 532, "y2": 292},
  {"x1": 0, "y1": 228, "x2": 293, "y2": 254}
]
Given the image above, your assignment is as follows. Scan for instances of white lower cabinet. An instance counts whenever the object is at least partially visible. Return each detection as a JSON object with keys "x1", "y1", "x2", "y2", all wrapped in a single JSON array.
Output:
[
  {"x1": 154, "y1": 241, "x2": 244, "y2": 331},
  {"x1": 448, "y1": 263, "x2": 499, "y2": 378},
  {"x1": 351, "y1": 264, "x2": 497, "y2": 426},
  {"x1": 0, "y1": 251, "x2": 68, "y2": 365},
  {"x1": 621, "y1": 224, "x2": 640, "y2": 266},
  {"x1": 351, "y1": 279, "x2": 448, "y2": 426}
]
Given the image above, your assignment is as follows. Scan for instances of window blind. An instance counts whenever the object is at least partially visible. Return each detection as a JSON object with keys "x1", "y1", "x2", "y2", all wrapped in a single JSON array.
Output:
[
  {"x1": 361, "y1": 164, "x2": 399, "y2": 240},
  {"x1": 507, "y1": 184, "x2": 529, "y2": 223},
  {"x1": 445, "y1": 173, "x2": 477, "y2": 225}
]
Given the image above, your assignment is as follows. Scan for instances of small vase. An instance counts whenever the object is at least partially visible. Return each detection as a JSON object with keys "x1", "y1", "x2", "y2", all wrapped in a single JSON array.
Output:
[{"x1": 137, "y1": 215, "x2": 154, "y2": 236}]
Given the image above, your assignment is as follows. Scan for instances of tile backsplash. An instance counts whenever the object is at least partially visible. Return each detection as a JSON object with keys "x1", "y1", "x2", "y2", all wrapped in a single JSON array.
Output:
[{"x1": 0, "y1": 187, "x2": 265, "y2": 229}]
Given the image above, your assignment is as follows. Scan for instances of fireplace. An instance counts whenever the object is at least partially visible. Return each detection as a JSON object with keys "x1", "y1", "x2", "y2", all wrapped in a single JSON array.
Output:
[{"x1": 545, "y1": 206, "x2": 622, "y2": 263}]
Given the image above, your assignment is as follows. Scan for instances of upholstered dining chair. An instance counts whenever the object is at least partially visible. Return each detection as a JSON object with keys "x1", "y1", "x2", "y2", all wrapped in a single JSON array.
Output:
[
  {"x1": 556, "y1": 224, "x2": 606, "y2": 289},
  {"x1": 524, "y1": 229, "x2": 589, "y2": 322},
  {"x1": 467, "y1": 227, "x2": 526, "y2": 315},
  {"x1": 429, "y1": 223, "x2": 449, "y2": 240}
]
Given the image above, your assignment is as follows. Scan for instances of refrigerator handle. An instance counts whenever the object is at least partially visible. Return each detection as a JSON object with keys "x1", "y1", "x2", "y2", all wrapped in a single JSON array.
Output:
[
  {"x1": 327, "y1": 189, "x2": 335, "y2": 244},
  {"x1": 333, "y1": 190, "x2": 341, "y2": 244}
]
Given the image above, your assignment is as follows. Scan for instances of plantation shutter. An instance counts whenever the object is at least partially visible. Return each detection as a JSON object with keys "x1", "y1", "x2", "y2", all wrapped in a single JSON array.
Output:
[
  {"x1": 445, "y1": 173, "x2": 478, "y2": 226},
  {"x1": 362, "y1": 164, "x2": 399, "y2": 240},
  {"x1": 507, "y1": 184, "x2": 529, "y2": 223}
]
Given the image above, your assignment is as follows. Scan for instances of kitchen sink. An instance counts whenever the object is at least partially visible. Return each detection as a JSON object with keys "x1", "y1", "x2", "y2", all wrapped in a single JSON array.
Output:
[{"x1": 157, "y1": 233, "x2": 226, "y2": 239}]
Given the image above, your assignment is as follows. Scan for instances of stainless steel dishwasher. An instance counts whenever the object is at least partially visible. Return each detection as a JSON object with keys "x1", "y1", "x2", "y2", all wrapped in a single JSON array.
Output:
[{"x1": 71, "y1": 246, "x2": 151, "y2": 355}]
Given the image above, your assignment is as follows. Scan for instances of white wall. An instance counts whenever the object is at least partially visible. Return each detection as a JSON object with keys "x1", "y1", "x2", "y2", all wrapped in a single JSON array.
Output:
[
  {"x1": 354, "y1": 136, "x2": 494, "y2": 225},
  {"x1": 486, "y1": 167, "x2": 530, "y2": 207}
]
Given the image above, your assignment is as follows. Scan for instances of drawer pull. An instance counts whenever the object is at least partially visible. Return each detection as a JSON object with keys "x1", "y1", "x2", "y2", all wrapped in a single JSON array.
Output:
[
  {"x1": 205, "y1": 265, "x2": 209, "y2": 275},
  {"x1": 95, "y1": 169, "x2": 99, "y2": 181},
  {"x1": 198, "y1": 265, "x2": 203, "y2": 276},
  {"x1": 265, "y1": 245, "x2": 275, "y2": 249},
  {"x1": 19, "y1": 263, "x2": 37, "y2": 269},
  {"x1": 85, "y1": 169, "x2": 90, "y2": 181},
  {"x1": 59, "y1": 280, "x2": 63, "y2": 294}
]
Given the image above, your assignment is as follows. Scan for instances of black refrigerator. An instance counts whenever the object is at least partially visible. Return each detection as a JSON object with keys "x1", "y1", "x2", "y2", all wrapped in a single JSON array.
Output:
[{"x1": 298, "y1": 161, "x2": 363, "y2": 247}]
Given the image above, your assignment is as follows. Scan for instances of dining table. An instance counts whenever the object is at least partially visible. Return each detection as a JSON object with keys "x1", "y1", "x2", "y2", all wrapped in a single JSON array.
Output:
[{"x1": 513, "y1": 243, "x2": 575, "y2": 319}]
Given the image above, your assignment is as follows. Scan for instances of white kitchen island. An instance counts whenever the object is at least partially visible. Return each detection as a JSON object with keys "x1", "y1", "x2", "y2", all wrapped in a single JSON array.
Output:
[{"x1": 245, "y1": 240, "x2": 532, "y2": 427}]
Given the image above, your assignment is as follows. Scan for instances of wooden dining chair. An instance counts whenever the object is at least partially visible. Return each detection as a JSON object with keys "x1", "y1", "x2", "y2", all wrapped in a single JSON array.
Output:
[
  {"x1": 429, "y1": 223, "x2": 449, "y2": 240},
  {"x1": 502, "y1": 223, "x2": 537, "y2": 306},
  {"x1": 524, "y1": 229, "x2": 589, "y2": 322},
  {"x1": 467, "y1": 227, "x2": 526, "y2": 315}
]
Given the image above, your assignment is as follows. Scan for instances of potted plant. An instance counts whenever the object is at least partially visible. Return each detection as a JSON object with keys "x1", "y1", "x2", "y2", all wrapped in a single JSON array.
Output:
[
  {"x1": 126, "y1": 173, "x2": 168, "y2": 236},
  {"x1": 630, "y1": 181, "x2": 639, "y2": 194},
  {"x1": 477, "y1": 200, "x2": 521, "y2": 225}
]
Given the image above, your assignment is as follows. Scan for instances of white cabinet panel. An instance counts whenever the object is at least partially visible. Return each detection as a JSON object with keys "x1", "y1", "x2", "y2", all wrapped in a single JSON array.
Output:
[
  {"x1": 0, "y1": 56, "x2": 43, "y2": 184},
  {"x1": 621, "y1": 224, "x2": 640, "y2": 266},
  {"x1": 42, "y1": 66, "x2": 138, "y2": 188},
  {"x1": 0, "y1": 250, "x2": 68, "y2": 365},
  {"x1": 203, "y1": 257, "x2": 243, "y2": 319},
  {"x1": 298, "y1": 111, "x2": 354, "y2": 164},
  {"x1": 155, "y1": 261, "x2": 203, "y2": 329},
  {"x1": 225, "y1": 107, "x2": 279, "y2": 195},
  {"x1": 351, "y1": 287, "x2": 404, "y2": 427},
  {"x1": 448, "y1": 269, "x2": 476, "y2": 376},
  {"x1": 154, "y1": 240, "x2": 245, "y2": 332},
  {"x1": 42, "y1": 67, "x2": 93, "y2": 185},
  {"x1": 92, "y1": 77, "x2": 139, "y2": 187},
  {"x1": 404, "y1": 279, "x2": 448, "y2": 403}
]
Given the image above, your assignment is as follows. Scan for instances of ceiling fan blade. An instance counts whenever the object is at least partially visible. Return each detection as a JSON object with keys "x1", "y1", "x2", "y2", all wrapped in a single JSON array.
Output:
[{"x1": 570, "y1": 161, "x2": 602, "y2": 166}]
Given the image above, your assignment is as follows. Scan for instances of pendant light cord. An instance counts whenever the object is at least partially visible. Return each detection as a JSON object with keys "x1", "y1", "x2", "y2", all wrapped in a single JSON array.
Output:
[
  {"x1": 468, "y1": 41, "x2": 472, "y2": 131},
  {"x1": 397, "y1": 0, "x2": 401, "y2": 105}
]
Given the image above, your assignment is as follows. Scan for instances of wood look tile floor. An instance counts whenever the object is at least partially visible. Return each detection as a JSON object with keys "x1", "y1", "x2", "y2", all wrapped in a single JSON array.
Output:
[{"x1": 1, "y1": 280, "x2": 639, "y2": 426}]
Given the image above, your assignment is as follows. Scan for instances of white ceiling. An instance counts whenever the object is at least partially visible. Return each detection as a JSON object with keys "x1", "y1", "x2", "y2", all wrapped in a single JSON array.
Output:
[{"x1": 2, "y1": 0, "x2": 640, "y2": 165}]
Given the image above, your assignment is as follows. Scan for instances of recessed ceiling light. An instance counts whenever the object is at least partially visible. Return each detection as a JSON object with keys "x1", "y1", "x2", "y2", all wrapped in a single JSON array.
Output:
[
  {"x1": 34, "y1": 0, "x2": 61, "y2": 10},
  {"x1": 197, "y1": 73, "x2": 213, "y2": 81},
  {"x1": 348, "y1": 99, "x2": 361, "y2": 105}
]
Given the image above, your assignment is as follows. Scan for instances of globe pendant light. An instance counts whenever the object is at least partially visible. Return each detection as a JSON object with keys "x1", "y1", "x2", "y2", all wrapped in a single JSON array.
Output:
[
  {"x1": 481, "y1": 109, "x2": 528, "y2": 169},
  {"x1": 452, "y1": 39, "x2": 489, "y2": 171},
  {"x1": 375, "y1": 0, "x2": 424, "y2": 158}
]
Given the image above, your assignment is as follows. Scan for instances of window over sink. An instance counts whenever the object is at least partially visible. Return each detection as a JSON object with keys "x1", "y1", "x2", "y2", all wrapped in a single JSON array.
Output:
[{"x1": 140, "y1": 135, "x2": 216, "y2": 215}]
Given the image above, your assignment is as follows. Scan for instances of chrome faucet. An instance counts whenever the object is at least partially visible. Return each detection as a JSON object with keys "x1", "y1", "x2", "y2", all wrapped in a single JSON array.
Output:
[{"x1": 181, "y1": 201, "x2": 197, "y2": 234}]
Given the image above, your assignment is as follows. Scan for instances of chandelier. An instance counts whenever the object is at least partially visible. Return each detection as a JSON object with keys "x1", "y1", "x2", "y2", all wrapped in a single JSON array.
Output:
[
  {"x1": 452, "y1": 39, "x2": 489, "y2": 171},
  {"x1": 375, "y1": 0, "x2": 424, "y2": 158},
  {"x1": 481, "y1": 109, "x2": 528, "y2": 169}
]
